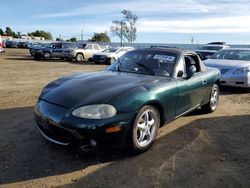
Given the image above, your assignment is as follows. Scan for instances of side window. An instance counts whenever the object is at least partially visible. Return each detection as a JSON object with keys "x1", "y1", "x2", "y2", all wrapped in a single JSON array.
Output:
[
  {"x1": 57, "y1": 44, "x2": 62, "y2": 49},
  {"x1": 93, "y1": 45, "x2": 99, "y2": 50},
  {"x1": 184, "y1": 55, "x2": 201, "y2": 74},
  {"x1": 85, "y1": 44, "x2": 92, "y2": 49}
]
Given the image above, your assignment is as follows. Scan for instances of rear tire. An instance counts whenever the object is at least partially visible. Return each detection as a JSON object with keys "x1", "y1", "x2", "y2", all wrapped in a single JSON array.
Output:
[
  {"x1": 202, "y1": 84, "x2": 219, "y2": 113},
  {"x1": 128, "y1": 105, "x2": 160, "y2": 153}
]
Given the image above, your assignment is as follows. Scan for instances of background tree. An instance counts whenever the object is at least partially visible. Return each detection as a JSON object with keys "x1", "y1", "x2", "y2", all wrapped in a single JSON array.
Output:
[
  {"x1": 0, "y1": 28, "x2": 4, "y2": 35},
  {"x1": 110, "y1": 21, "x2": 127, "y2": 45},
  {"x1": 89, "y1": 32, "x2": 110, "y2": 42},
  {"x1": 27, "y1": 30, "x2": 53, "y2": 40},
  {"x1": 5, "y1": 27, "x2": 16, "y2": 37},
  {"x1": 16, "y1": 31, "x2": 22, "y2": 38},
  {"x1": 110, "y1": 10, "x2": 138, "y2": 45},
  {"x1": 69, "y1": 37, "x2": 77, "y2": 42},
  {"x1": 121, "y1": 10, "x2": 138, "y2": 43}
]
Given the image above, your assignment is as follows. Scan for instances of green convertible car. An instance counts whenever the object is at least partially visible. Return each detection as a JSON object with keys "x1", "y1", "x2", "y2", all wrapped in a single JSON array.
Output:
[{"x1": 34, "y1": 47, "x2": 220, "y2": 153}]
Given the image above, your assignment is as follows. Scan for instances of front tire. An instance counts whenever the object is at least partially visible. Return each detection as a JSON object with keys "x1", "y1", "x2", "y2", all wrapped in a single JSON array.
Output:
[
  {"x1": 202, "y1": 84, "x2": 219, "y2": 113},
  {"x1": 43, "y1": 52, "x2": 51, "y2": 60},
  {"x1": 76, "y1": 53, "x2": 84, "y2": 62},
  {"x1": 129, "y1": 105, "x2": 160, "y2": 153}
]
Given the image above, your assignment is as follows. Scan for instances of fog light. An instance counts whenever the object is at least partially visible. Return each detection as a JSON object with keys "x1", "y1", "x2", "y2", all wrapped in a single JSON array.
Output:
[{"x1": 105, "y1": 126, "x2": 122, "y2": 133}]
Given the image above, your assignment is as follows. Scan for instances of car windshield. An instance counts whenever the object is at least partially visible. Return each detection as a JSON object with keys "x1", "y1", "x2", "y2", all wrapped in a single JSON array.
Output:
[
  {"x1": 210, "y1": 49, "x2": 250, "y2": 61},
  {"x1": 77, "y1": 43, "x2": 87, "y2": 49},
  {"x1": 103, "y1": 48, "x2": 118, "y2": 53},
  {"x1": 200, "y1": 46, "x2": 222, "y2": 51},
  {"x1": 45, "y1": 43, "x2": 55, "y2": 48},
  {"x1": 107, "y1": 50, "x2": 177, "y2": 76},
  {"x1": 63, "y1": 43, "x2": 77, "y2": 48}
]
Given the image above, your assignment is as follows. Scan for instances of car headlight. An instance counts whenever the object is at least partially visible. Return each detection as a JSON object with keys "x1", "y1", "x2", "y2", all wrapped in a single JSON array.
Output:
[
  {"x1": 72, "y1": 104, "x2": 117, "y2": 119},
  {"x1": 233, "y1": 67, "x2": 250, "y2": 74}
]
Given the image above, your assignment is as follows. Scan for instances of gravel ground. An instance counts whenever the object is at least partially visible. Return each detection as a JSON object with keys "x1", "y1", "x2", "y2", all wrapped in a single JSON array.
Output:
[{"x1": 0, "y1": 48, "x2": 249, "y2": 188}]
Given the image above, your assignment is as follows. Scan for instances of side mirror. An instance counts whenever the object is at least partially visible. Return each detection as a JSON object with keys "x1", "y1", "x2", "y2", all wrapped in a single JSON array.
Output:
[
  {"x1": 187, "y1": 65, "x2": 197, "y2": 79},
  {"x1": 177, "y1": 70, "x2": 184, "y2": 77}
]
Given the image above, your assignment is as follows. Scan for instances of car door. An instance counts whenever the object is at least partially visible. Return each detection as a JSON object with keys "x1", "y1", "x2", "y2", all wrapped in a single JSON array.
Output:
[
  {"x1": 175, "y1": 54, "x2": 208, "y2": 116},
  {"x1": 52, "y1": 43, "x2": 63, "y2": 57},
  {"x1": 84, "y1": 44, "x2": 93, "y2": 59}
]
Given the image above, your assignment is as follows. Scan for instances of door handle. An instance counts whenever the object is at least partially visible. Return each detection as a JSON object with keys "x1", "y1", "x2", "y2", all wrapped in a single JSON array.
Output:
[{"x1": 202, "y1": 80, "x2": 207, "y2": 85}]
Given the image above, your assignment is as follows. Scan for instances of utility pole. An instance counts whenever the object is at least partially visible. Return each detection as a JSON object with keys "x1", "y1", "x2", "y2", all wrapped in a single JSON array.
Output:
[
  {"x1": 81, "y1": 29, "x2": 83, "y2": 41},
  {"x1": 120, "y1": 21, "x2": 123, "y2": 46}
]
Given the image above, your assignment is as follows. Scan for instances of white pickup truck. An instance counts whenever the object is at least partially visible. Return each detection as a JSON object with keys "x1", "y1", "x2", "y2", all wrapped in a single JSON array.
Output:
[{"x1": 63, "y1": 43, "x2": 105, "y2": 62}]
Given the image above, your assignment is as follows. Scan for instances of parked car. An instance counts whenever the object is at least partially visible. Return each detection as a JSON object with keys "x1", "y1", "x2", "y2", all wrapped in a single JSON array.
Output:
[
  {"x1": 4, "y1": 40, "x2": 15, "y2": 48},
  {"x1": 196, "y1": 42, "x2": 230, "y2": 60},
  {"x1": 31, "y1": 42, "x2": 77, "y2": 60},
  {"x1": 93, "y1": 46, "x2": 135, "y2": 64},
  {"x1": 29, "y1": 43, "x2": 47, "y2": 56},
  {"x1": 17, "y1": 41, "x2": 29, "y2": 48},
  {"x1": 204, "y1": 48, "x2": 250, "y2": 88},
  {"x1": 34, "y1": 47, "x2": 220, "y2": 153},
  {"x1": 63, "y1": 43, "x2": 103, "y2": 62},
  {"x1": 0, "y1": 35, "x2": 3, "y2": 53}
]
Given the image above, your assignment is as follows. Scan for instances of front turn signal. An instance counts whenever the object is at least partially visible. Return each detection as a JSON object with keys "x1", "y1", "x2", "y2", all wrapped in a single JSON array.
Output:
[{"x1": 105, "y1": 126, "x2": 122, "y2": 133}]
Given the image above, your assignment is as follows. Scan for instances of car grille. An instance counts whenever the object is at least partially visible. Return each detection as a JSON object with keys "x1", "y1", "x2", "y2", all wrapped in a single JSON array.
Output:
[
  {"x1": 35, "y1": 115, "x2": 73, "y2": 143},
  {"x1": 220, "y1": 69, "x2": 230, "y2": 74},
  {"x1": 93, "y1": 55, "x2": 107, "y2": 62}
]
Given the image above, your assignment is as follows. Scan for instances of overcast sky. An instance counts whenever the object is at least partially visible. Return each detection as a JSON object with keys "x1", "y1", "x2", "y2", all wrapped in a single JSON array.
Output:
[{"x1": 1, "y1": 0, "x2": 250, "y2": 44}]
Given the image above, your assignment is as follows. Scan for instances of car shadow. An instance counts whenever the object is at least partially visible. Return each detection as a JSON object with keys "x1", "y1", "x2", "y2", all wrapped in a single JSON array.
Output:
[
  {"x1": 5, "y1": 57, "x2": 35, "y2": 61},
  {"x1": 69, "y1": 60, "x2": 95, "y2": 65},
  {"x1": 220, "y1": 86, "x2": 250, "y2": 95},
  {"x1": 62, "y1": 114, "x2": 250, "y2": 188},
  {"x1": 5, "y1": 57, "x2": 67, "y2": 62},
  {"x1": 0, "y1": 106, "x2": 249, "y2": 187}
]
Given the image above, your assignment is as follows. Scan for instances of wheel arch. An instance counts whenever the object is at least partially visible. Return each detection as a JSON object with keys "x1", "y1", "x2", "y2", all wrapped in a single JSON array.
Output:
[
  {"x1": 215, "y1": 79, "x2": 220, "y2": 87},
  {"x1": 76, "y1": 52, "x2": 84, "y2": 56},
  {"x1": 145, "y1": 101, "x2": 165, "y2": 127}
]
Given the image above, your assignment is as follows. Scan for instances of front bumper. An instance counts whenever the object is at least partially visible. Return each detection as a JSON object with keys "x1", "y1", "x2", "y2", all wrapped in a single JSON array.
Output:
[
  {"x1": 93, "y1": 55, "x2": 110, "y2": 64},
  {"x1": 220, "y1": 73, "x2": 250, "y2": 88},
  {"x1": 33, "y1": 51, "x2": 44, "y2": 56},
  {"x1": 34, "y1": 100, "x2": 135, "y2": 148}
]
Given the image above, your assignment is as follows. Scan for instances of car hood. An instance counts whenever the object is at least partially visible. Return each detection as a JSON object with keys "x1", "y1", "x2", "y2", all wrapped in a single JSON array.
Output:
[
  {"x1": 195, "y1": 50, "x2": 217, "y2": 53},
  {"x1": 204, "y1": 59, "x2": 250, "y2": 69},
  {"x1": 40, "y1": 71, "x2": 160, "y2": 108}
]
